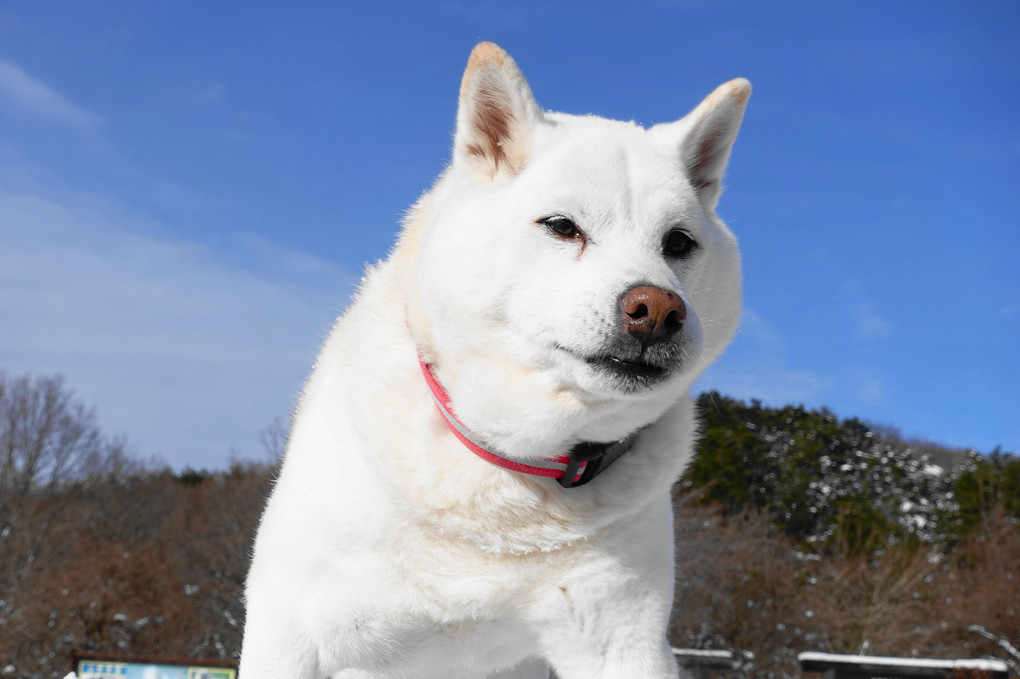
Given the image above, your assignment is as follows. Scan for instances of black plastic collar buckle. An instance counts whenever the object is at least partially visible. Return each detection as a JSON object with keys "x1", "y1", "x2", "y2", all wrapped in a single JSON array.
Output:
[{"x1": 558, "y1": 437, "x2": 635, "y2": 489}]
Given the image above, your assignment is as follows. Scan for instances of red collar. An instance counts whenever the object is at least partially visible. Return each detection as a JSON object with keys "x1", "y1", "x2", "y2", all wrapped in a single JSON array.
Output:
[{"x1": 418, "y1": 359, "x2": 637, "y2": 488}]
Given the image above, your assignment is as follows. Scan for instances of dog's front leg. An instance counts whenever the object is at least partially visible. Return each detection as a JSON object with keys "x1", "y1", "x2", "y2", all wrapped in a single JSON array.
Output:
[
  {"x1": 535, "y1": 504, "x2": 681, "y2": 679},
  {"x1": 541, "y1": 625, "x2": 679, "y2": 679},
  {"x1": 487, "y1": 658, "x2": 551, "y2": 679}
]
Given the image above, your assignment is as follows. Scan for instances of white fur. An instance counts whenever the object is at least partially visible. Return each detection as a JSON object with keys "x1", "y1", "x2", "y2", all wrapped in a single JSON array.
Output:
[{"x1": 240, "y1": 43, "x2": 749, "y2": 679}]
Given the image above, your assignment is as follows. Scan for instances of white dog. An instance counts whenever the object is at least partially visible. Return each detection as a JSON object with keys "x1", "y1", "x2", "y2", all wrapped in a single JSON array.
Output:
[{"x1": 240, "y1": 42, "x2": 749, "y2": 679}]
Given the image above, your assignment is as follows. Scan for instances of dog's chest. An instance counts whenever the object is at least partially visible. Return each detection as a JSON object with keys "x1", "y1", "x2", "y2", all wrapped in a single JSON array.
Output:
[
  {"x1": 324, "y1": 611, "x2": 538, "y2": 677},
  {"x1": 406, "y1": 617, "x2": 536, "y2": 673},
  {"x1": 302, "y1": 520, "x2": 568, "y2": 675}
]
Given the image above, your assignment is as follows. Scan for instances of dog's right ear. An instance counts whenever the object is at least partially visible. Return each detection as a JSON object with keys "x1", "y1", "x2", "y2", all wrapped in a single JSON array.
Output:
[{"x1": 453, "y1": 42, "x2": 544, "y2": 182}]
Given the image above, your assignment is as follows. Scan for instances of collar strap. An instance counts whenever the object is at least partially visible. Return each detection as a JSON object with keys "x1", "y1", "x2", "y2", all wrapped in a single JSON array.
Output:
[{"x1": 419, "y1": 359, "x2": 637, "y2": 488}]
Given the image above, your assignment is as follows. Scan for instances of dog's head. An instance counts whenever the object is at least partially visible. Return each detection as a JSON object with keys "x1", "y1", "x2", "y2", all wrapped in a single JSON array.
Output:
[{"x1": 404, "y1": 43, "x2": 748, "y2": 447}]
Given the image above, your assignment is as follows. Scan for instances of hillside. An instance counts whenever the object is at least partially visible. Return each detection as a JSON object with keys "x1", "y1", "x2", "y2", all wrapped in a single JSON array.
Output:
[{"x1": 1, "y1": 375, "x2": 1017, "y2": 678}]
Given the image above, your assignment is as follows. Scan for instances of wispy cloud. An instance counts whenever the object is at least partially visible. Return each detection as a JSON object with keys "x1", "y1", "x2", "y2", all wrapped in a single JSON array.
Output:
[
  {"x1": 859, "y1": 377, "x2": 885, "y2": 403},
  {"x1": 699, "y1": 360, "x2": 826, "y2": 407},
  {"x1": 740, "y1": 307, "x2": 784, "y2": 347},
  {"x1": 0, "y1": 58, "x2": 101, "y2": 129},
  {"x1": 855, "y1": 301, "x2": 893, "y2": 339},
  {"x1": 0, "y1": 189, "x2": 358, "y2": 468},
  {"x1": 699, "y1": 307, "x2": 826, "y2": 406}
]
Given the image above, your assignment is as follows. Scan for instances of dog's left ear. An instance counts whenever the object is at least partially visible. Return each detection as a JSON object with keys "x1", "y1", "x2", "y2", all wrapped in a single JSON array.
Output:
[
  {"x1": 453, "y1": 42, "x2": 545, "y2": 182},
  {"x1": 653, "y1": 78, "x2": 751, "y2": 209}
]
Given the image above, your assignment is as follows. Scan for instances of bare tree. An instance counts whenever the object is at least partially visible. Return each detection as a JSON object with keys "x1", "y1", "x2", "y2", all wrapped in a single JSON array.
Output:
[
  {"x1": 0, "y1": 372, "x2": 128, "y2": 604},
  {"x1": 257, "y1": 414, "x2": 290, "y2": 463}
]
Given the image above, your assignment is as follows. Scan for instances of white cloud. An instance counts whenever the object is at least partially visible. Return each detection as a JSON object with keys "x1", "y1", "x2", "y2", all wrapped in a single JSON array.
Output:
[
  {"x1": 859, "y1": 377, "x2": 885, "y2": 403},
  {"x1": 698, "y1": 307, "x2": 825, "y2": 405},
  {"x1": 0, "y1": 189, "x2": 358, "y2": 469},
  {"x1": 855, "y1": 301, "x2": 893, "y2": 339},
  {"x1": 740, "y1": 307, "x2": 784, "y2": 346},
  {"x1": 0, "y1": 59, "x2": 101, "y2": 129},
  {"x1": 698, "y1": 360, "x2": 826, "y2": 406}
]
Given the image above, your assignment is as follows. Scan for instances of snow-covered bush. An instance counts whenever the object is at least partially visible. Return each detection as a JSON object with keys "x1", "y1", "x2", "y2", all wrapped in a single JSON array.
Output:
[{"x1": 685, "y1": 392, "x2": 1016, "y2": 554}]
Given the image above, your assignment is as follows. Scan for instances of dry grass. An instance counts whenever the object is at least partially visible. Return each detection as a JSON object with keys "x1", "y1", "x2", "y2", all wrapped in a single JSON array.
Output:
[
  {"x1": 670, "y1": 498, "x2": 1019, "y2": 678},
  {"x1": 0, "y1": 468, "x2": 270, "y2": 677}
]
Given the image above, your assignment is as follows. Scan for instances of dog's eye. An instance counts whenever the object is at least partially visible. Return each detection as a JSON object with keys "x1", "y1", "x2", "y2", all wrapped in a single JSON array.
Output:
[
  {"x1": 662, "y1": 229, "x2": 698, "y2": 259},
  {"x1": 539, "y1": 216, "x2": 584, "y2": 241}
]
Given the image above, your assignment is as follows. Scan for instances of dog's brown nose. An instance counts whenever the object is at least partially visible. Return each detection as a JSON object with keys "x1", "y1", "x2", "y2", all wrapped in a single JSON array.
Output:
[{"x1": 620, "y1": 285, "x2": 686, "y2": 341}]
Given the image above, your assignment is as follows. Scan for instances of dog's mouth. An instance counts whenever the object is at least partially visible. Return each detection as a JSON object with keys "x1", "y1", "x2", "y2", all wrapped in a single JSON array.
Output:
[
  {"x1": 587, "y1": 354, "x2": 669, "y2": 380},
  {"x1": 556, "y1": 343, "x2": 682, "y2": 388}
]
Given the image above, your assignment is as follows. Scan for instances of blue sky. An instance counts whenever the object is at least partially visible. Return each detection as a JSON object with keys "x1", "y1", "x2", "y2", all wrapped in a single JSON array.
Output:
[{"x1": 1, "y1": 1, "x2": 1017, "y2": 469}]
